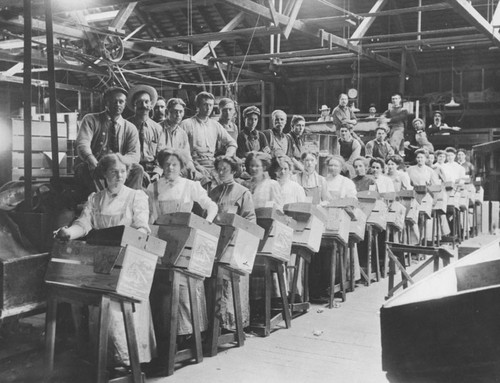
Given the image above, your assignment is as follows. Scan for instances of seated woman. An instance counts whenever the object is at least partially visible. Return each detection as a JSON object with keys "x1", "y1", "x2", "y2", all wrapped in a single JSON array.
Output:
[
  {"x1": 386, "y1": 155, "x2": 412, "y2": 192},
  {"x1": 370, "y1": 157, "x2": 395, "y2": 193},
  {"x1": 270, "y1": 155, "x2": 306, "y2": 205},
  {"x1": 147, "y1": 149, "x2": 218, "y2": 337},
  {"x1": 324, "y1": 155, "x2": 357, "y2": 199},
  {"x1": 55, "y1": 153, "x2": 154, "y2": 367},
  {"x1": 352, "y1": 157, "x2": 375, "y2": 192},
  {"x1": 407, "y1": 149, "x2": 439, "y2": 187},
  {"x1": 209, "y1": 156, "x2": 256, "y2": 330},
  {"x1": 293, "y1": 151, "x2": 330, "y2": 205},
  {"x1": 432, "y1": 149, "x2": 448, "y2": 184},
  {"x1": 243, "y1": 151, "x2": 283, "y2": 209}
]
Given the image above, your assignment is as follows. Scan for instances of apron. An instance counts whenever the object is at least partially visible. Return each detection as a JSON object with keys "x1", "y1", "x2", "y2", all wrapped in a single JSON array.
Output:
[
  {"x1": 89, "y1": 188, "x2": 157, "y2": 365},
  {"x1": 154, "y1": 179, "x2": 208, "y2": 335},
  {"x1": 300, "y1": 173, "x2": 322, "y2": 205},
  {"x1": 154, "y1": 180, "x2": 194, "y2": 215}
]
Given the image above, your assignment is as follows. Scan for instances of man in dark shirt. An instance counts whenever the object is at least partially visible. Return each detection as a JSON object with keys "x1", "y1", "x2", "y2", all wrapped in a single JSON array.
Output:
[
  {"x1": 365, "y1": 127, "x2": 395, "y2": 161},
  {"x1": 427, "y1": 111, "x2": 461, "y2": 136},
  {"x1": 383, "y1": 93, "x2": 408, "y2": 156}
]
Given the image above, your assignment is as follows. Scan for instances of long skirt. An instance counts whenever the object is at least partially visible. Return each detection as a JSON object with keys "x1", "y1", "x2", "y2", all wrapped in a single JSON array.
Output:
[{"x1": 177, "y1": 276, "x2": 208, "y2": 335}]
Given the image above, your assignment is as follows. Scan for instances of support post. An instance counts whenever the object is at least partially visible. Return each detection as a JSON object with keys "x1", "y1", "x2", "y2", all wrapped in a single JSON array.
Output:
[{"x1": 23, "y1": 0, "x2": 32, "y2": 211}]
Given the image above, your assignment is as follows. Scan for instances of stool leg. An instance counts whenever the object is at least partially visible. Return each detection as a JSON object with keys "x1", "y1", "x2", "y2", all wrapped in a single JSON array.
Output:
[
  {"x1": 374, "y1": 231, "x2": 381, "y2": 282},
  {"x1": 166, "y1": 270, "x2": 180, "y2": 376},
  {"x1": 207, "y1": 266, "x2": 223, "y2": 357},
  {"x1": 45, "y1": 296, "x2": 58, "y2": 374},
  {"x1": 349, "y1": 242, "x2": 355, "y2": 292},
  {"x1": 338, "y1": 245, "x2": 346, "y2": 301},
  {"x1": 96, "y1": 295, "x2": 111, "y2": 383},
  {"x1": 187, "y1": 278, "x2": 203, "y2": 364},
  {"x1": 366, "y1": 227, "x2": 372, "y2": 287},
  {"x1": 383, "y1": 230, "x2": 389, "y2": 278},
  {"x1": 290, "y1": 250, "x2": 301, "y2": 306},
  {"x1": 329, "y1": 241, "x2": 337, "y2": 309},
  {"x1": 264, "y1": 259, "x2": 272, "y2": 337},
  {"x1": 303, "y1": 260, "x2": 310, "y2": 303},
  {"x1": 121, "y1": 301, "x2": 142, "y2": 383},
  {"x1": 276, "y1": 262, "x2": 291, "y2": 328},
  {"x1": 231, "y1": 272, "x2": 245, "y2": 347}
]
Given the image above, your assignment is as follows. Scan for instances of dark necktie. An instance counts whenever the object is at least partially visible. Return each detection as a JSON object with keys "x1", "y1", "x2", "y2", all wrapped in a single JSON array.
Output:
[
  {"x1": 108, "y1": 120, "x2": 117, "y2": 153},
  {"x1": 139, "y1": 122, "x2": 145, "y2": 157}
]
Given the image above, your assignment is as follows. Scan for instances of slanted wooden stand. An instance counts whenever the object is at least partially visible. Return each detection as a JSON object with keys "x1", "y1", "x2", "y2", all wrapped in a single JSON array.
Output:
[
  {"x1": 288, "y1": 245, "x2": 313, "y2": 316},
  {"x1": 45, "y1": 284, "x2": 143, "y2": 383},
  {"x1": 150, "y1": 268, "x2": 204, "y2": 377},
  {"x1": 385, "y1": 243, "x2": 454, "y2": 299},
  {"x1": 205, "y1": 264, "x2": 245, "y2": 356}
]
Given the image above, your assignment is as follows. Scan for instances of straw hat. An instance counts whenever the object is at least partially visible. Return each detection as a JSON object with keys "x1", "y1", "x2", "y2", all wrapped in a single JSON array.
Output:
[
  {"x1": 319, "y1": 105, "x2": 330, "y2": 112},
  {"x1": 126, "y1": 84, "x2": 158, "y2": 111}
]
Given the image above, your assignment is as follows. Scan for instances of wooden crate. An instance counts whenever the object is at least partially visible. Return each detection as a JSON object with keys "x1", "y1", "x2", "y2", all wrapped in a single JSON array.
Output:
[
  {"x1": 323, "y1": 207, "x2": 350, "y2": 245},
  {"x1": 428, "y1": 185, "x2": 447, "y2": 214},
  {"x1": 381, "y1": 238, "x2": 500, "y2": 376},
  {"x1": 283, "y1": 202, "x2": 326, "y2": 252},
  {"x1": 349, "y1": 207, "x2": 367, "y2": 242},
  {"x1": 214, "y1": 213, "x2": 264, "y2": 274},
  {"x1": 417, "y1": 193, "x2": 433, "y2": 219},
  {"x1": 153, "y1": 212, "x2": 220, "y2": 278},
  {"x1": 387, "y1": 201, "x2": 406, "y2": 231},
  {"x1": 367, "y1": 200, "x2": 388, "y2": 231},
  {"x1": 256, "y1": 207, "x2": 296, "y2": 263},
  {"x1": 397, "y1": 190, "x2": 417, "y2": 225},
  {"x1": 46, "y1": 228, "x2": 165, "y2": 301},
  {"x1": 446, "y1": 189, "x2": 461, "y2": 210}
]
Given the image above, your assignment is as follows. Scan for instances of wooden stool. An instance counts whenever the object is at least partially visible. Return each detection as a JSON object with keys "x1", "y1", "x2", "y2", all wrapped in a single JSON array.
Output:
[
  {"x1": 445, "y1": 206, "x2": 461, "y2": 248},
  {"x1": 288, "y1": 245, "x2": 312, "y2": 317},
  {"x1": 384, "y1": 224, "x2": 402, "y2": 278},
  {"x1": 362, "y1": 224, "x2": 381, "y2": 286},
  {"x1": 321, "y1": 237, "x2": 348, "y2": 308},
  {"x1": 385, "y1": 243, "x2": 454, "y2": 299},
  {"x1": 250, "y1": 254, "x2": 291, "y2": 337},
  {"x1": 430, "y1": 209, "x2": 442, "y2": 247},
  {"x1": 45, "y1": 284, "x2": 143, "y2": 383},
  {"x1": 149, "y1": 267, "x2": 203, "y2": 377},
  {"x1": 205, "y1": 264, "x2": 245, "y2": 357},
  {"x1": 347, "y1": 238, "x2": 360, "y2": 292}
]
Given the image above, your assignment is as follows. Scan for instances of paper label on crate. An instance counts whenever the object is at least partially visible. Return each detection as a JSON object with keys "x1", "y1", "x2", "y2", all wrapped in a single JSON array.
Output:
[{"x1": 188, "y1": 230, "x2": 218, "y2": 277}]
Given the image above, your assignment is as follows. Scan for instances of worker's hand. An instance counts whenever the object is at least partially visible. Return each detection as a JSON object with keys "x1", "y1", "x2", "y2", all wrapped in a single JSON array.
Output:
[
  {"x1": 88, "y1": 156, "x2": 98, "y2": 171},
  {"x1": 54, "y1": 227, "x2": 71, "y2": 242},
  {"x1": 150, "y1": 173, "x2": 160, "y2": 183},
  {"x1": 452, "y1": 126, "x2": 461, "y2": 131}
]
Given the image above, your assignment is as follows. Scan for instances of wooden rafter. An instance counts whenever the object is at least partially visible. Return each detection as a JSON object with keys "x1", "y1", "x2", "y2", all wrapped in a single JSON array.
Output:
[
  {"x1": 492, "y1": 1, "x2": 500, "y2": 27},
  {"x1": 108, "y1": 2, "x2": 137, "y2": 33},
  {"x1": 350, "y1": 0, "x2": 388, "y2": 44},
  {"x1": 283, "y1": 0, "x2": 304, "y2": 39},
  {"x1": 445, "y1": 0, "x2": 500, "y2": 48}
]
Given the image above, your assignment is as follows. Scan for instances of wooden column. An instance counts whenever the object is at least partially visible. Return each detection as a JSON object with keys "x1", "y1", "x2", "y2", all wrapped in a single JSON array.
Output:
[{"x1": 23, "y1": 0, "x2": 32, "y2": 210}]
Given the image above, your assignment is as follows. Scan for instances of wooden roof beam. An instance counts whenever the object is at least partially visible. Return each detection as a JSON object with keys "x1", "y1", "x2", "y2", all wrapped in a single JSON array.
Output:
[
  {"x1": 141, "y1": 0, "x2": 219, "y2": 13},
  {"x1": 108, "y1": 2, "x2": 137, "y2": 33},
  {"x1": 266, "y1": 0, "x2": 281, "y2": 27},
  {"x1": 283, "y1": 0, "x2": 303, "y2": 39},
  {"x1": 492, "y1": 2, "x2": 500, "y2": 27},
  {"x1": 193, "y1": 11, "x2": 246, "y2": 60},
  {"x1": 350, "y1": 0, "x2": 388, "y2": 45},
  {"x1": 222, "y1": 0, "x2": 404, "y2": 73},
  {"x1": 445, "y1": 0, "x2": 500, "y2": 48}
]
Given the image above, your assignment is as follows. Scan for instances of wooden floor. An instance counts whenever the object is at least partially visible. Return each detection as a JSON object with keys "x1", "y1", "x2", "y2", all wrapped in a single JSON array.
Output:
[{"x1": 0, "y1": 242, "x2": 466, "y2": 383}]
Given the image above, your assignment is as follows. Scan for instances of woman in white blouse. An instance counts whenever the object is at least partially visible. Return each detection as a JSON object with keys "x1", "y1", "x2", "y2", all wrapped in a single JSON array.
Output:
[
  {"x1": 55, "y1": 153, "x2": 155, "y2": 367},
  {"x1": 324, "y1": 155, "x2": 357, "y2": 199},
  {"x1": 270, "y1": 155, "x2": 306, "y2": 205},
  {"x1": 147, "y1": 149, "x2": 218, "y2": 337},
  {"x1": 386, "y1": 155, "x2": 412, "y2": 192},
  {"x1": 293, "y1": 151, "x2": 330, "y2": 204},
  {"x1": 370, "y1": 157, "x2": 395, "y2": 193},
  {"x1": 243, "y1": 151, "x2": 283, "y2": 209}
]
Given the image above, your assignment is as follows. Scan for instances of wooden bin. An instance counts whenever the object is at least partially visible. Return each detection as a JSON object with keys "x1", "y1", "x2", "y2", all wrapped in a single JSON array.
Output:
[
  {"x1": 417, "y1": 193, "x2": 433, "y2": 219},
  {"x1": 381, "y1": 238, "x2": 500, "y2": 376},
  {"x1": 349, "y1": 207, "x2": 367, "y2": 243},
  {"x1": 358, "y1": 191, "x2": 388, "y2": 231},
  {"x1": 256, "y1": 207, "x2": 296, "y2": 263},
  {"x1": 214, "y1": 213, "x2": 264, "y2": 274},
  {"x1": 153, "y1": 212, "x2": 220, "y2": 278},
  {"x1": 446, "y1": 189, "x2": 461, "y2": 210},
  {"x1": 397, "y1": 190, "x2": 418, "y2": 225},
  {"x1": 323, "y1": 207, "x2": 350, "y2": 245},
  {"x1": 427, "y1": 184, "x2": 447, "y2": 214},
  {"x1": 283, "y1": 202, "x2": 326, "y2": 252},
  {"x1": 46, "y1": 226, "x2": 166, "y2": 301},
  {"x1": 387, "y1": 201, "x2": 406, "y2": 231}
]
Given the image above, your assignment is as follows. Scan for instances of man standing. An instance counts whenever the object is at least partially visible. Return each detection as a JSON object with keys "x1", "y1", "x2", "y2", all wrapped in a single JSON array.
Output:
[
  {"x1": 332, "y1": 93, "x2": 357, "y2": 132},
  {"x1": 127, "y1": 85, "x2": 163, "y2": 184},
  {"x1": 180, "y1": 91, "x2": 237, "y2": 175},
  {"x1": 263, "y1": 109, "x2": 292, "y2": 158},
  {"x1": 160, "y1": 98, "x2": 196, "y2": 177},
  {"x1": 365, "y1": 126, "x2": 395, "y2": 161},
  {"x1": 218, "y1": 98, "x2": 238, "y2": 141},
  {"x1": 153, "y1": 96, "x2": 167, "y2": 123},
  {"x1": 383, "y1": 93, "x2": 408, "y2": 156},
  {"x1": 75, "y1": 87, "x2": 143, "y2": 199}
]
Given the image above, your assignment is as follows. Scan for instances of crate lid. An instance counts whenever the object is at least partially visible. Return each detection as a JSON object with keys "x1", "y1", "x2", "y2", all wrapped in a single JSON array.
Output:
[
  {"x1": 357, "y1": 190, "x2": 380, "y2": 201},
  {"x1": 155, "y1": 212, "x2": 221, "y2": 237},
  {"x1": 255, "y1": 207, "x2": 297, "y2": 228},
  {"x1": 380, "y1": 192, "x2": 397, "y2": 201},
  {"x1": 214, "y1": 213, "x2": 265, "y2": 239},
  {"x1": 283, "y1": 202, "x2": 327, "y2": 223},
  {"x1": 397, "y1": 190, "x2": 416, "y2": 199}
]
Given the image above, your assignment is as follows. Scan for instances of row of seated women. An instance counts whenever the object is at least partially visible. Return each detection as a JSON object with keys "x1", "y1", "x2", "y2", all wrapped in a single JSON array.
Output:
[{"x1": 52, "y1": 145, "x2": 460, "y2": 372}]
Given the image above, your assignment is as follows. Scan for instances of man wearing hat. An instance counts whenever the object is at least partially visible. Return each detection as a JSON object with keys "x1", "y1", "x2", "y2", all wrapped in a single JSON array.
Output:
[
  {"x1": 317, "y1": 105, "x2": 333, "y2": 122},
  {"x1": 404, "y1": 118, "x2": 434, "y2": 160},
  {"x1": 127, "y1": 84, "x2": 163, "y2": 185},
  {"x1": 180, "y1": 91, "x2": 237, "y2": 183},
  {"x1": 427, "y1": 111, "x2": 461, "y2": 137},
  {"x1": 236, "y1": 105, "x2": 270, "y2": 158},
  {"x1": 75, "y1": 86, "x2": 143, "y2": 199}
]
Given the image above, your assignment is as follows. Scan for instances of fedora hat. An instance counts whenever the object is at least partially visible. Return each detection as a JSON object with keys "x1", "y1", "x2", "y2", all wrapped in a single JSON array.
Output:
[
  {"x1": 126, "y1": 84, "x2": 158, "y2": 111},
  {"x1": 319, "y1": 105, "x2": 330, "y2": 112}
]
